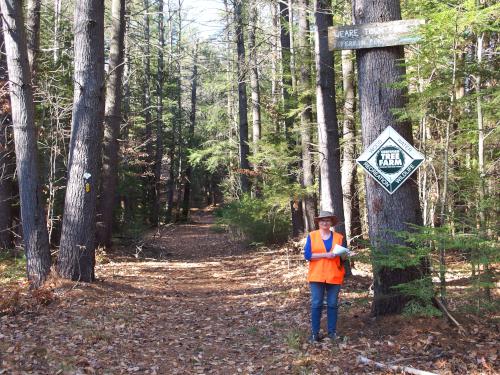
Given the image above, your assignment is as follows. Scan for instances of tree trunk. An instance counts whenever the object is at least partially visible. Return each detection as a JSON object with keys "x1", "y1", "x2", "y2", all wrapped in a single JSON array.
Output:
[
  {"x1": 45, "y1": 0, "x2": 63, "y2": 246},
  {"x1": 271, "y1": 1, "x2": 279, "y2": 131},
  {"x1": 249, "y1": 1, "x2": 261, "y2": 197},
  {"x1": 25, "y1": 0, "x2": 41, "y2": 74},
  {"x1": 353, "y1": 0, "x2": 425, "y2": 315},
  {"x1": 296, "y1": 0, "x2": 316, "y2": 232},
  {"x1": 155, "y1": 0, "x2": 165, "y2": 223},
  {"x1": 0, "y1": 17, "x2": 13, "y2": 251},
  {"x1": 0, "y1": 116, "x2": 12, "y2": 251},
  {"x1": 234, "y1": 0, "x2": 250, "y2": 194},
  {"x1": 142, "y1": 0, "x2": 156, "y2": 226},
  {"x1": 476, "y1": 32, "x2": 486, "y2": 232},
  {"x1": 288, "y1": 0, "x2": 297, "y2": 93},
  {"x1": 181, "y1": 43, "x2": 198, "y2": 221},
  {"x1": 341, "y1": 48, "x2": 361, "y2": 246},
  {"x1": 0, "y1": 0, "x2": 51, "y2": 286},
  {"x1": 249, "y1": 2, "x2": 261, "y2": 151},
  {"x1": 224, "y1": 0, "x2": 237, "y2": 199},
  {"x1": 166, "y1": 2, "x2": 181, "y2": 222},
  {"x1": 53, "y1": 0, "x2": 61, "y2": 63},
  {"x1": 279, "y1": 0, "x2": 304, "y2": 236},
  {"x1": 475, "y1": 31, "x2": 492, "y2": 301},
  {"x1": 97, "y1": 0, "x2": 125, "y2": 248},
  {"x1": 57, "y1": 0, "x2": 104, "y2": 282},
  {"x1": 439, "y1": 25, "x2": 459, "y2": 228},
  {"x1": 120, "y1": 4, "x2": 132, "y2": 223},
  {"x1": 314, "y1": 0, "x2": 345, "y2": 236},
  {"x1": 173, "y1": 1, "x2": 184, "y2": 222}
]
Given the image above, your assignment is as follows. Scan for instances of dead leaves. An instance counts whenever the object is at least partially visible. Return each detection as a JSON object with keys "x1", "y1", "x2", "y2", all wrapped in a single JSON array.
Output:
[
  {"x1": 0, "y1": 285, "x2": 55, "y2": 316},
  {"x1": 1, "y1": 211, "x2": 499, "y2": 374}
]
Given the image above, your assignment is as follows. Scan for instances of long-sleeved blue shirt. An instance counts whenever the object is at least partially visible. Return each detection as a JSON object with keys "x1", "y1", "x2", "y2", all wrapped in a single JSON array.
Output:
[{"x1": 303, "y1": 232, "x2": 334, "y2": 261}]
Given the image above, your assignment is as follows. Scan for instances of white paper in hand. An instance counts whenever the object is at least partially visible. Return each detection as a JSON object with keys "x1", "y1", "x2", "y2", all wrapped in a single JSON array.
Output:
[{"x1": 333, "y1": 244, "x2": 349, "y2": 256}]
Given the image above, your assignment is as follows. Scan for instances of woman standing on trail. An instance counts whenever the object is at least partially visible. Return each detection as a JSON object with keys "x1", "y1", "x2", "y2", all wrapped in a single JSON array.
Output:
[{"x1": 303, "y1": 211, "x2": 348, "y2": 342}]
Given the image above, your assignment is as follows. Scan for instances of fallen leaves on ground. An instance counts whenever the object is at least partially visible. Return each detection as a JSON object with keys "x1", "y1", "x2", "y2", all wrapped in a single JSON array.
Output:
[{"x1": 0, "y1": 210, "x2": 498, "y2": 374}]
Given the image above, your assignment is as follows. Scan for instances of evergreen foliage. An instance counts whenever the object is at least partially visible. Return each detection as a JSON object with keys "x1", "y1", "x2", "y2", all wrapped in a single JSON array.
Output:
[
  {"x1": 373, "y1": 224, "x2": 499, "y2": 316},
  {"x1": 216, "y1": 194, "x2": 290, "y2": 245}
]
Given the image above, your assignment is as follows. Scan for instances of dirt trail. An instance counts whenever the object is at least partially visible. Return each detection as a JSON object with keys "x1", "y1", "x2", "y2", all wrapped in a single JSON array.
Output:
[
  {"x1": 1, "y1": 210, "x2": 497, "y2": 374},
  {"x1": 1, "y1": 211, "x2": 312, "y2": 374}
]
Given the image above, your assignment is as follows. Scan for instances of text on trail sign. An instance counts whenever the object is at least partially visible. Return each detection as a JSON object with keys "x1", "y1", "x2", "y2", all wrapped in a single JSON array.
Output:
[
  {"x1": 356, "y1": 126, "x2": 424, "y2": 195},
  {"x1": 328, "y1": 19, "x2": 425, "y2": 50}
]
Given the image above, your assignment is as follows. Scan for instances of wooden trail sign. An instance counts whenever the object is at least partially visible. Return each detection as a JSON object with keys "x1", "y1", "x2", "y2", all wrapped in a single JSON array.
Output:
[{"x1": 328, "y1": 19, "x2": 424, "y2": 50}]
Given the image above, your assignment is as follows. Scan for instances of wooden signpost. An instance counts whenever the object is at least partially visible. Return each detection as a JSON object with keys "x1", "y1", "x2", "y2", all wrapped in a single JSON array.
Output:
[{"x1": 328, "y1": 19, "x2": 424, "y2": 50}]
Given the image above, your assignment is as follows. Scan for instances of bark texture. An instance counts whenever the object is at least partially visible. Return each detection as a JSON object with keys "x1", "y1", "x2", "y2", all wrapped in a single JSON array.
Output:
[
  {"x1": 314, "y1": 0, "x2": 345, "y2": 236},
  {"x1": 97, "y1": 0, "x2": 125, "y2": 247},
  {"x1": 26, "y1": 0, "x2": 41, "y2": 74},
  {"x1": 57, "y1": 0, "x2": 105, "y2": 282},
  {"x1": 234, "y1": 0, "x2": 250, "y2": 194},
  {"x1": 0, "y1": 0, "x2": 51, "y2": 286},
  {"x1": 353, "y1": 0, "x2": 425, "y2": 315},
  {"x1": 297, "y1": 0, "x2": 316, "y2": 232}
]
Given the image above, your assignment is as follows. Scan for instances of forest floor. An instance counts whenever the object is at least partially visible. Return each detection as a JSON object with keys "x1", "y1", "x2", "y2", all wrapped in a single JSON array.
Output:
[{"x1": 0, "y1": 209, "x2": 498, "y2": 374}]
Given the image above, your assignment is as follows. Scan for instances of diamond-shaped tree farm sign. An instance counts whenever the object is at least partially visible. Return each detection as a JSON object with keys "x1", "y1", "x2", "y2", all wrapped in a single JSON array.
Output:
[{"x1": 356, "y1": 126, "x2": 424, "y2": 194}]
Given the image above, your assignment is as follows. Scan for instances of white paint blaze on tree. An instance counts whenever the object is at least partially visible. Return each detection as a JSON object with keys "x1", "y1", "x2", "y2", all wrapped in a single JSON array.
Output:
[
  {"x1": 0, "y1": 0, "x2": 51, "y2": 286},
  {"x1": 353, "y1": 0, "x2": 426, "y2": 315},
  {"x1": 57, "y1": 0, "x2": 105, "y2": 282}
]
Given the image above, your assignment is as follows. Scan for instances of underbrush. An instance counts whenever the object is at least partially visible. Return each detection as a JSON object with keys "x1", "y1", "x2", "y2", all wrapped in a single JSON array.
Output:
[
  {"x1": 215, "y1": 195, "x2": 291, "y2": 245},
  {"x1": 0, "y1": 252, "x2": 27, "y2": 285},
  {"x1": 366, "y1": 224, "x2": 499, "y2": 318},
  {"x1": 1, "y1": 253, "x2": 57, "y2": 316}
]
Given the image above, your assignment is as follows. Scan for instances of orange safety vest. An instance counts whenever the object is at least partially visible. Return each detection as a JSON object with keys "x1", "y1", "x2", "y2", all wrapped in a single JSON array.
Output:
[{"x1": 307, "y1": 230, "x2": 345, "y2": 284}]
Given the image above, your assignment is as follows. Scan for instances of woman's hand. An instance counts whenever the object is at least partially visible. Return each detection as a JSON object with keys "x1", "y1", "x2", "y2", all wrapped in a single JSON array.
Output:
[{"x1": 311, "y1": 252, "x2": 341, "y2": 260}]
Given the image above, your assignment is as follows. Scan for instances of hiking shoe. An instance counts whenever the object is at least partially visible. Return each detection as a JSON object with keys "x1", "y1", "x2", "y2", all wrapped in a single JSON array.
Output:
[
  {"x1": 327, "y1": 332, "x2": 338, "y2": 340},
  {"x1": 309, "y1": 333, "x2": 322, "y2": 343}
]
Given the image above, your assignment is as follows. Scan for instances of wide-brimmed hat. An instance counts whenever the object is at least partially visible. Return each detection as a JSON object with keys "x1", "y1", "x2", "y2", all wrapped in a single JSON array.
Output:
[{"x1": 314, "y1": 211, "x2": 339, "y2": 226}]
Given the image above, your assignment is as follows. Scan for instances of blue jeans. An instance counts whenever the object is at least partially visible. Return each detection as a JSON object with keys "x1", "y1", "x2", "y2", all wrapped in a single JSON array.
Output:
[{"x1": 310, "y1": 282, "x2": 341, "y2": 336}]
